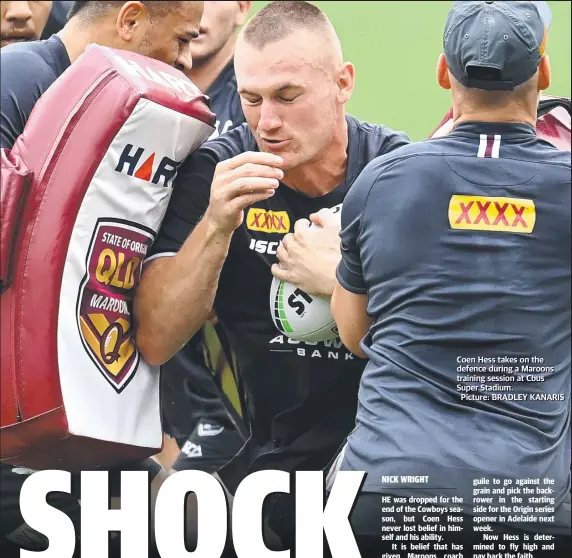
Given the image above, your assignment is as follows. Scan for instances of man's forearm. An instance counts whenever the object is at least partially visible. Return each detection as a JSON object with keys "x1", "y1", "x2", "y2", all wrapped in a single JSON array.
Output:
[{"x1": 134, "y1": 216, "x2": 232, "y2": 366}]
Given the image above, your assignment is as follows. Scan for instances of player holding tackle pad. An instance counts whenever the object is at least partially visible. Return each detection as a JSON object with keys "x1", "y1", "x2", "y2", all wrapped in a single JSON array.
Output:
[{"x1": 1, "y1": 40, "x2": 214, "y2": 558}]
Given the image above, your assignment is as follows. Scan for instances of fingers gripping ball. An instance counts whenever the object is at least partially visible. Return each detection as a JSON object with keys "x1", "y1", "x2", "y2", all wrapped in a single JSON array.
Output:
[{"x1": 269, "y1": 204, "x2": 342, "y2": 342}]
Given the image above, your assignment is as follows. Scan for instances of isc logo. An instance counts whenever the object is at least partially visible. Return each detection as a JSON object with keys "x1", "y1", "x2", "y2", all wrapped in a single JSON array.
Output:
[
  {"x1": 249, "y1": 239, "x2": 279, "y2": 254},
  {"x1": 114, "y1": 144, "x2": 181, "y2": 188},
  {"x1": 246, "y1": 208, "x2": 290, "y2": 233}
]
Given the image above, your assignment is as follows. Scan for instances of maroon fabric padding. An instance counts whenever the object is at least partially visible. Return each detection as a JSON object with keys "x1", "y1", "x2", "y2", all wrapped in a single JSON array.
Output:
[
  {"x1": 1, "y1": 45, "x2": 214, "y2": 468},
  {"x1": 0, "y1": 149, "x2": 32, "y2": 293},
  {"x1": 1, "y1": 409, "x2": 156, "y2": 472}
]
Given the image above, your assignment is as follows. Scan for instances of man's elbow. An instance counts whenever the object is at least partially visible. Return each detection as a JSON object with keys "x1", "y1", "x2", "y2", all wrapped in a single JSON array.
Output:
[
  {"x1": 134, "y1": 324, "x2": 170, "y2": 367},
  {"x1": 339, "y1": 329, "x2": 368, "y2": 359},
  {"x1": 133, "y1": 296, "x2": 169, "y2": 367}
]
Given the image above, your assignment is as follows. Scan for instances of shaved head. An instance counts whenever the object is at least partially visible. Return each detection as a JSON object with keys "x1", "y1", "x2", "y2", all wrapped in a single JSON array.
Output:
[{"x1": 239, "y1": 0, "x2": 343, "y2": 73}]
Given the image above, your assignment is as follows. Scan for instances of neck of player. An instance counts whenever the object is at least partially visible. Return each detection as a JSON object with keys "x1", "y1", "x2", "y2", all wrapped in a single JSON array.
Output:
[
  {"x1": 282, "y1": 117, "x2": 350, "y2": 197},
  {"x1": 188, "y1": 37, "x2": 237, "y2": 94},
  {"x1": 452, "y1": 100, "x2": 538, "y2": 129},
  {"x1": 57, "y1": 20, "x2": 115, "y2": 64}
]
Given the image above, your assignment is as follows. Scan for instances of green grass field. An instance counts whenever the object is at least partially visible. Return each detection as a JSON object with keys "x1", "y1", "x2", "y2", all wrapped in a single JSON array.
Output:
[{"x1": 251, "y1": 1, "x2": 571, "y2": 140}]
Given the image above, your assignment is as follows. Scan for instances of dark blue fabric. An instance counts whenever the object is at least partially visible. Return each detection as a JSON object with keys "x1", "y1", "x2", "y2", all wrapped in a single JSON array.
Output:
[
  {"x1": 337, "y1": 121, "x2": 571, "y2": 535},
  {"x1": 0, "y1": 35, "x2": 70, "y2": 149}
]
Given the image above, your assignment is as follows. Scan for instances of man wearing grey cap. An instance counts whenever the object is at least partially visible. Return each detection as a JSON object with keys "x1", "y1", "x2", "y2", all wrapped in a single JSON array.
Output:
[{"x1": 327, "y1": 2, "x2": 571, "y2": 556}]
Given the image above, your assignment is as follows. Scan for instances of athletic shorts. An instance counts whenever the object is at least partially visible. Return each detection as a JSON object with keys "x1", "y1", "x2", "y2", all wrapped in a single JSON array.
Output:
[
  {"x1": 171, "y1": 417, "x2": 246, "y2": 474},
  {"x1": 0, "y1": 459, "x2": 161, "y2": 556}
]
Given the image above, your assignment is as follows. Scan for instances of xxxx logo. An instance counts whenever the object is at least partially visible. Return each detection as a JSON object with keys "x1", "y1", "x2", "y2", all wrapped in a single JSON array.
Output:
[
  {"x1": 246, "y1": 208, "x2": 290, "y2": 233},
  {"x1": 449, "y1": 195, "x2": 536, "y2": 233}
]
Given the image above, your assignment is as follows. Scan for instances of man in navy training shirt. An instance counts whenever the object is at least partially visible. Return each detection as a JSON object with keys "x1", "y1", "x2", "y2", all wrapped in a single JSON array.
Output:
[
  {"x1": 133, "y1": 0, "x2": 409, "y2": 549},
  {"x1": 158, "y1": 0, "x2": 254, "y2": 478},
  {"x1": 331, "y1": 1, "x2": 571, "y2": 556}
]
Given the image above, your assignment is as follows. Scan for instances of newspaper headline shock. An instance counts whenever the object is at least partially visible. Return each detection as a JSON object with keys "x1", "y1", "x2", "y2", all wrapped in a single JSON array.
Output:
[{"x1": 18, "y1": 469, "x2": 366, "y2": 557}]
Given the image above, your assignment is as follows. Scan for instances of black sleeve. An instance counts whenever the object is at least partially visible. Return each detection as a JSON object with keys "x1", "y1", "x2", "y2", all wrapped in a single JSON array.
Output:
[
  {"x1": 146, "y1": 147, "x2": 219, "y2": 260},
  {"x1": 0, "y1": 49, "x2": 54, "y2": 150}
]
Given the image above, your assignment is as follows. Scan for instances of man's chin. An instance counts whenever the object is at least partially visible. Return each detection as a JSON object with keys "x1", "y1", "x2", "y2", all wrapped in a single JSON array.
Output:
[
  {"x1": 188, "y1": 48, "x2": 218, "y2": 68},
  {"x1": 257, "y1": 144, "x2": 292, "y2": 166}
]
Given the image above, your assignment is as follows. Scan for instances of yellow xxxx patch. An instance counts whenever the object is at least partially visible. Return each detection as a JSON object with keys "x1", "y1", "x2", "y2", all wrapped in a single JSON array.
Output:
[
  {"x1": 448, "y1": 195, "x2": 536, "y2": 234},
  {"x1": 246, "y1": 208, "x2": 290, "y2": 233}
]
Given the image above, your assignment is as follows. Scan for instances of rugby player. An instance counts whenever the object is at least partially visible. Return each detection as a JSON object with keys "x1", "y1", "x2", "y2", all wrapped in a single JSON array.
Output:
[
  {"x1": 134, "y1": 0, "x2": 409, "y2": 548},
  {"x1": 159, "y1": 0, "x2": 252, "y2": 475},
  {"x1": 189, "y1": 0, "x2": 250, "y2": 138},
  {"x1": 0, "y1": 1, "x2": 204, "y2": 554},
  {"x1": 1, "y1": 1, "x2": 52, "y2": 48},
  {"x1": 330, "y1": 1, "x2": 571, "y2": 556},
  {"x1": 1, "y1": 0, "x2": 203, "y2": 149}
]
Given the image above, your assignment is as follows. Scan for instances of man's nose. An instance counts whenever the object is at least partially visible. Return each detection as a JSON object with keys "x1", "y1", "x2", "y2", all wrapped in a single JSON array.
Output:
[
  {"x1": 258, "y1": 101, "x2": 282, "y2": 131},
  {"x1": 4, "y1": 1, "x2": 34, "y2": 25},
  {"x1": 175, "y1": 48, "x2": 193, "y2": 75}
]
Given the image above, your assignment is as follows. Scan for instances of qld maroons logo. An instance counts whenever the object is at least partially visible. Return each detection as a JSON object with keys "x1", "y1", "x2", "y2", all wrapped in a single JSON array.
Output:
[{"x1": 77, "y1": 219, "x2": 155, "y2": 392}]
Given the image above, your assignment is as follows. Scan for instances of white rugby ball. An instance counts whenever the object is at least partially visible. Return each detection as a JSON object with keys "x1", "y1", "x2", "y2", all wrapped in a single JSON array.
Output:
[{"x1": 269, "y1": 204, "x2": 342, "y2": 343}]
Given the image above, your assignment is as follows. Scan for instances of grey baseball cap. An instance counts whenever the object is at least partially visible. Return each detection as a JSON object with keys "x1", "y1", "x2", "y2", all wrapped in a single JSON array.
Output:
[{"x1": 443, "y1": 1, "x2": 552, "y2": 91}]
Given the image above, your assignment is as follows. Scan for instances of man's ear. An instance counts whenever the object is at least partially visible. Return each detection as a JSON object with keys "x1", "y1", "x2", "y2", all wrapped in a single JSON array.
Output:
[
  {"x1": 236, "y1": 2, "x2": 252, "y2": 27},
  {"x1": 116, "y1": 1, "x2": 150, "y2": 43},
  {"x1": 538, "y1": 54, "x2": 551, "y2": 91},
  {"x1": 337, "y1": 61, "x2": 355, "y2": 105},
  {"x1": 437, "y1": 53, "x2": 451, "y2": 90}
]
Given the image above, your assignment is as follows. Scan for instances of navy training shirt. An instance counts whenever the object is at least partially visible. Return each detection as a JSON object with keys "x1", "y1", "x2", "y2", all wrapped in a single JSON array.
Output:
[
  {"x1": 147, "y1": 115, "x2": 410, "y2": 475},
  {"x1": 205, "y1": 59, "x2": 245, "y2": 140},
  {"x1": 0, "y1": 35, "x2": 70, "y2": 150},
  {"x1": 336, "y1": 121, "x2": 571, "y2": 535},
  {"x1": 160, "y1": 59, "x2": 246, "y2": 440}
]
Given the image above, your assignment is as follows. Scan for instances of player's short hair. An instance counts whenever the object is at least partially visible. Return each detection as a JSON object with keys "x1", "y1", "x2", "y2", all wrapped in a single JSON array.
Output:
[
  {"x1": 242, "y1": 1, "x2": 330, "y2": 49},
  {"x1": 67, "y1": 1, "x2": 180, "y2": 22}
]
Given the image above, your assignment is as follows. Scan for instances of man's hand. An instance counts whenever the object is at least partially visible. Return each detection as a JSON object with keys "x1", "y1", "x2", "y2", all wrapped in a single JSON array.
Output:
[
  {"x1": 204, "y1": 152, "x2": 284, "y2": 235},
  {"x1": 271, "y1": 208, "x2": 342, "y2": 297}
]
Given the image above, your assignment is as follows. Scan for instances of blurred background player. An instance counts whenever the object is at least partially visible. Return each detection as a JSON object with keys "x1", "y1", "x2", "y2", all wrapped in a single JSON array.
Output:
[
  {"x1": 190, "y1": 0, "x2": 250, "y2": 138},
  {"x1": 330, "y1": 1, "x2": 571, "y2": 556},
  {"x1": 156, "y1": 1, "x2": 253, "y2": 474},
  {"x1": 1, "y1": 1, "x2": 52, "y2": 48}
]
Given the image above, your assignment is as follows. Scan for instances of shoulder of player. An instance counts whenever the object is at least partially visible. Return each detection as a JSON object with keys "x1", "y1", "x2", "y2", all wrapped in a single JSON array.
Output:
[
  {"x1": 1, "y1": 37, "x2": 62, "y2": 76},
  {"x1": 175, "y1": 123, "x2": 256, "y2": 185},
  {"x1": 200, "y1": 122, "x2": 256, "y2": 161},
  {"x1": 533, "y1": 141, "x2": 571, "y2": 172},
  {"x1": 362, "y1": 140, "x2": 445, "y2": 180},
  {"x1": 347, "y1": 114, "x2": 410, "y2": 154}
]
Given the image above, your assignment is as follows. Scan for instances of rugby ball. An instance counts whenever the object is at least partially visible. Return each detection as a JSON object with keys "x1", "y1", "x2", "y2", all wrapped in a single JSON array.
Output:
[{"x1": 269, "y1": 205, "x2": 342, "y2": 343}]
